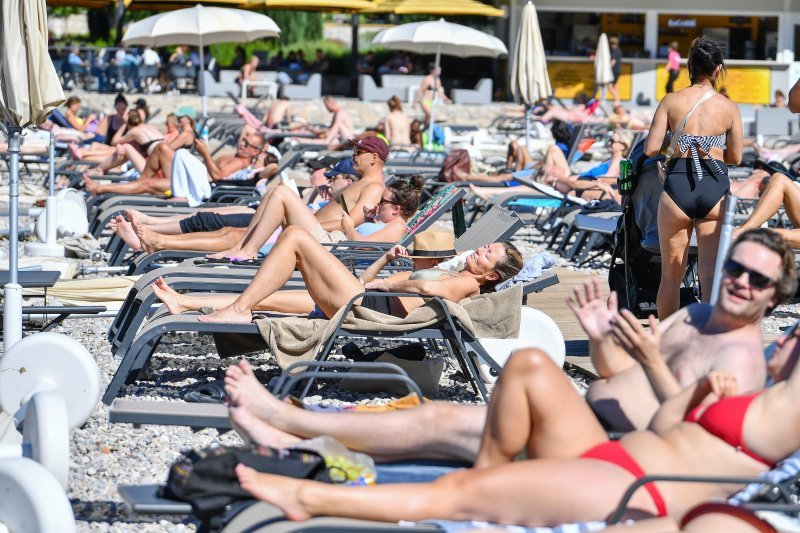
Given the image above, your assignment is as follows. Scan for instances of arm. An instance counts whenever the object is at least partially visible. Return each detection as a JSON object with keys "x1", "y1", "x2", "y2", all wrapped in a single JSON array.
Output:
[
  {"x1": 343, "y1": 183, "x2": 385, "y2": 227},
  {"x1": 110, "y1": 123, "x2": 129, "y2": 146},
  {"x1": 611, "y1": 311, "x2": 682, "y2": 401},
  {"x1": 194, "y1": 139, "x2": 247, "y2": 181},
  {"x1": 365, "y1": 274, "x2": 480, "y2": 303},
  {"x1": 643, "y1": 99, "x2": 669, "y2": 157},
  {"x1": 789, "y1": 78, "x2": 800, "y2": 113},
  {"x1": 167, "y1": 129, "x2": 195, "y2": 150},
  {"x1": 723, "y1": 103, "x2": 744, "y2": 165},
  {"x1": 649, "y1": 373, "x2": 730, "y2": 433},
  {"x1": 358, "y1": 245, "x2": 407, "y2": 285}
]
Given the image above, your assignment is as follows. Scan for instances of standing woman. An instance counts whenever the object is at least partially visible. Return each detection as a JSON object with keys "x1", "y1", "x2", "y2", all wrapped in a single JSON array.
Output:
[
  {"x1": 414, "y1": 63, "x2": 451, "y2": 124},
  {"x1": 645, "y1": 36, "x2": 743, "y2": 318},
  {"x1": 665, "y1": 42, "x2": 681, "y2": 94}
]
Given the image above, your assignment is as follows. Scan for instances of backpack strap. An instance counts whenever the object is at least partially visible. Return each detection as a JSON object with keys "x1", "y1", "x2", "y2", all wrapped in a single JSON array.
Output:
[{"x1": 665, "y1": 90, "x2": 716, "y2": 161}]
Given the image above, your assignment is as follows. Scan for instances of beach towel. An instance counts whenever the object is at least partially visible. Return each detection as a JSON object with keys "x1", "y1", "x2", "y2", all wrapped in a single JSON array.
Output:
[
  {"x1": 171, "y1": 149, "x2": 211, "y2": 207},
  {"x1": 0, "y1": 257, "x2": 78, "y2": 279},
  {"x1": 24, "y1": 275, "x2": 139, "y2": 311},
  {"x1": 496, "y1": 252, "x2": 555, "y2": 291},
  {"x1": 254, "y1": 284, "x2": 522, "y2": 370}
]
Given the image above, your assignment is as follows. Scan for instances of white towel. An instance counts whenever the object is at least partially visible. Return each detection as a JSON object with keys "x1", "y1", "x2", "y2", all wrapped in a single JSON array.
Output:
[{"x1": 170, "y1": 149, "x2": 211, "y2": 207}]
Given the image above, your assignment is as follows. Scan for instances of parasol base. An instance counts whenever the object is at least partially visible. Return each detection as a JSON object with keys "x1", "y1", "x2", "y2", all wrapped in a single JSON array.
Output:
[
  {"x1": 24, "y1": 242, "x2": 65, "y2": 258},
  {"x1": 3, "y1": 284, "x2": 23, "y2": 351}
]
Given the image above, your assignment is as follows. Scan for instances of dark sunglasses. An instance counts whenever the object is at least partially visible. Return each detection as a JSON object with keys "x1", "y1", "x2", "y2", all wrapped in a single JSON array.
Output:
[
  {"x1": 241, "y1": 138, "x2": 263, "y2": 151},
  {"x1": 724, "y1": 259, "x2": 776, "y2": 289},
  {"x1": 379, "y1": 197, "x2": 398, "y2": 207}
]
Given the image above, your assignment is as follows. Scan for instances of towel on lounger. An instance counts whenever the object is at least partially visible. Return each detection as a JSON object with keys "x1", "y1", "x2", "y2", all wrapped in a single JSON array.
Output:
[
  {"x1": 170, "y1": 148, "x2": 211, "y2": 207},
  {"x1": 255, "y1": 284, "x2": 523, "y2": 370}
]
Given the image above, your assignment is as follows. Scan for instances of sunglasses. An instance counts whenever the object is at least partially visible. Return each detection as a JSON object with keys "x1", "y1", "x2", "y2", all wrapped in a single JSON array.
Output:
[
  {"x1": 241, "y1": 138, "x2": 263, "y2": 151},
  {"x1": 379, "y1": 197, "x2": 398, "y2": 207},
  {"x1": 724, "y1": 259, "x2": 776, "y2": 290}
]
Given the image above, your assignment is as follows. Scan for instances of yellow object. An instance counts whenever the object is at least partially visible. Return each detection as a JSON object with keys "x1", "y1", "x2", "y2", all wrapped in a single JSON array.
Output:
[
  {"x1": 124, "y1": 0, "x2": 243, "y2": 9},
  {"x1": 240, "y1": 0, "x2": 372, "y2": 10},
  {"x1": 46, "y1": 0, "x2": 115, "y2": 6},
  {"x1": 654, "y1": 65, "x2": 771, "y2": 105},
  {"x1": 366, "y1": 0, "x2": 504, "y2": 16},
  {"x1": 548, "y1": 61, "x2": 632, "y2": 101}
]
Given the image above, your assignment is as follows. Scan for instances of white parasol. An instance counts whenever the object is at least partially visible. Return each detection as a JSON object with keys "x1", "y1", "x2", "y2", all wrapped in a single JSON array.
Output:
[
  {"x1": 595, "y1": 33, "x2": 614, "y2": 106},
  {"x1": 373, "y1": 19, "x2": 507, "y2": 149},
  {"x1": 508, "y1": 1, "x2": 551, "y2": 145},
  {"x1": 0, "y1": 0, "x2": 65, "y2": 350},
  {"x1": 122, "y1": 4, "x2": 280, "y2": 117}
]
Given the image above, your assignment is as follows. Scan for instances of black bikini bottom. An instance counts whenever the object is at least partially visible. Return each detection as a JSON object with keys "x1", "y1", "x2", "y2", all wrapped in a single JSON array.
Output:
[{"x1": 664, "y1": 158, "x2": 729, "y2": 220}]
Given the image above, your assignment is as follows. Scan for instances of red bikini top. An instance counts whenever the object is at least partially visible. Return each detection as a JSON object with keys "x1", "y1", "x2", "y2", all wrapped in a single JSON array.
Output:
[{"x1": 684, "y1": 391, "x2": 774, "y2": 467}]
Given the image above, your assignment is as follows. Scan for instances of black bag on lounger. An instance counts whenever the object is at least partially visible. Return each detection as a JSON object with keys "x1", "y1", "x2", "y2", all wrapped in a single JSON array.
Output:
[{"x1": 165, "y1": 444, "x2": 332, "y2": 528}]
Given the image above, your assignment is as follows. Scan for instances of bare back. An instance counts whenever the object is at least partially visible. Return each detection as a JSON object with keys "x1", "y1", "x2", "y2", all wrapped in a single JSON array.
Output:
[
  {"x1": 386, "y1": 111, "x2": 411, "y2": 146},
  {"x1": 315, "y1": 178, "x2": 385, "y2": 228}
]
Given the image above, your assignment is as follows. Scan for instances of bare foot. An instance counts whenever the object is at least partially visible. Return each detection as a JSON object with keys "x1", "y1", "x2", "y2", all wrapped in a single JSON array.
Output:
[
  {"x1": 207, "y1": 248, "x2": 240, "y2": 260},
  {"x1": 111, "y1": 215, "x2": 143, "y2": 250},
  {"x1": 125, "y1": 208, "x2": 149, "y2": 226},
  {"x1": 83, "y1": 176, "x2": 100, "y2": 195},
  {"x1": 225, "y1": 361, "x2": 293, "y2": 427},
  {"x1": 197, "y1": 303, "x2": 252, "y2": 323},
  {"x1": 132, "y1": 218, "x2": 160, "y2": 254},
  {"x1": 235, "y1": 464, "x2": 312, "y2": 521},
  {"x1": 67, "y1": 143, "x2": 82, "y2": 160},
  {"x1": 151, "y1": 277, "x2": 189, "y2": 314},
  {"x1": 468, "y1": 184, "x2": 491, "y2": 202}
]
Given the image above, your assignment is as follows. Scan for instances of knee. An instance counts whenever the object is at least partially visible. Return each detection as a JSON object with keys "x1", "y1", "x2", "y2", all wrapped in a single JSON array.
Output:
[
  {"x1": 279, "y1": 224, "x2": 311, "y2": 242},
  {"x1": 504, "y1": 349, "x2": 559, "y2": 377}
]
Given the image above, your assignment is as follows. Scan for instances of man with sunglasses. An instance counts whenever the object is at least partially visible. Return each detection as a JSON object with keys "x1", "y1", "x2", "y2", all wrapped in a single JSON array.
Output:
[
  {"x1": 574, "y1": 228, "x2": 797, "y2": 431},
  {"x1": 81, "y1": 123, "x2": 268, "y2": 202}
]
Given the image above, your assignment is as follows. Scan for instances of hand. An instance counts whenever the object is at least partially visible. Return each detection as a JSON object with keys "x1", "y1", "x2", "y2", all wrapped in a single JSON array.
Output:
[
  {"x1": 316, "y1": 184, "x2": 332, "y2": 201},
  {"x1": 363, "y1": 203, "x2": 378, "y2": 220},
  {"x1": 364, "y1": 279, "x2": 390, "y2": 291},
  {"x1": 340, "y1": 211, "x2": 354, "y2": 233},
  {"x1": 566, "y1": 278, "x2": 618, "y2": 341},
  {"x1": 386, "y1": 245, "x2": 409, "y2": 262},
  {"x1": 194, "y1": 138, "x2": 209, "y2": 154},
  {"x1": 704, "y1": 371, "x2": 738, "y2": 398},
  {"x1": 115, "y1": 144, "x2": 125, "y2": 156},
  {"x1": 610, "y1": 311, "x2": 662, "y2": 368}
]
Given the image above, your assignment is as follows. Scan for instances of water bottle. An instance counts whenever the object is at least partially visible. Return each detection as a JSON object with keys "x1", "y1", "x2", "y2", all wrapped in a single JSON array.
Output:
[{"x1": 200, "y1": 124, "x2": 209, "y2": 142}]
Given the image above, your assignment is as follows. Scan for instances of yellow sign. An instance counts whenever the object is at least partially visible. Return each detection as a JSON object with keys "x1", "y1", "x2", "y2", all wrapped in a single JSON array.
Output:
[
  {"x1": 655, "y1": 65, "x2": 771, "y2": 104},
  {"x1": 548, "y1": 61, "x2": 632, "y2": 101}
]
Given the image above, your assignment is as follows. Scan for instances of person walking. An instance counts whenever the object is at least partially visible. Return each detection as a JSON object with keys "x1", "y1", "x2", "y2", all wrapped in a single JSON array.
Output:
[
  {"x1": 644, "y1": 36, "x2": 743, "y2": 319},
  {"x1": 608, "y1": 36, "x2": 623, "y2": 105},
  {"x1": 666, "y1": 41, "x2": 681, "y2": 94}
]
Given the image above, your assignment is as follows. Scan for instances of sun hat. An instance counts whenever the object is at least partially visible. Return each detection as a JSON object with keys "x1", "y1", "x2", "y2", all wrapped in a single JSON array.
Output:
[
  {"x1": 175, "y1": 105, "x2": 197, "y2": 120},
  {"x1": 351, "y1": 135, "x2": 389, "y2": 161},
  {"x1": 324, "y1": 159, "x2": 360, "y2": 179},
  {"x1": 407, "y1": 231, "x2": 456, "y2": 259}
]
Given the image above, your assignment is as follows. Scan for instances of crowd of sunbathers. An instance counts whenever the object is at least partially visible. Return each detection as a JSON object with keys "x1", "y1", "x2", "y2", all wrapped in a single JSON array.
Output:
[{"x1": 30, "y1": 34, "x2": 800, "y2": 530}]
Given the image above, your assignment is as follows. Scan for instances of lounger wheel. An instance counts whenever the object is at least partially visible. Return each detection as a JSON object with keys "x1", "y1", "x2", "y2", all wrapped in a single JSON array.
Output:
[
  {"x1": 0, "y1": 458, "x2": 76, "y2": 532},
  {"x1": 0, "y1": 332, "x2": 100, "y2": 430},
  {"x1": 477, "y1": 307, "x2": 566, "y2": 383},
  {"x1": 35, "y1": 188, "x2": 89, "y2": 241}
]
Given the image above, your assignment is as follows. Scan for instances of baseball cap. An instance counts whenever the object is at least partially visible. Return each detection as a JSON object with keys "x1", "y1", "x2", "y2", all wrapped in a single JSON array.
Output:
[
  {"x1": 307, "y1": 155, "x2": 340, "y2": 170},
  {"x1": 351, "y1": 135, "x2": 389, "y2": 162},
  {"x1": 325, "y1": 159, "x2": 360, "y2": 178}
]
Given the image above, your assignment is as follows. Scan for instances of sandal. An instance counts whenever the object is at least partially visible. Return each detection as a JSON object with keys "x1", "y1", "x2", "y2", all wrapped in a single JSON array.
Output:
[{"x1": 183, "y1": 381, "x2": 227, "y2": 404}]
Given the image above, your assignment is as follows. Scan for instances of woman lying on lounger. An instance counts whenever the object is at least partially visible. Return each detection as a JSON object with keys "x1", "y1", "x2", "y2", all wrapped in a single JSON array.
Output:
[
  {"x1": 225, "y1": 295, "x2": 800, "y2": 526},
  {"x1": 152, "y1": 225, "x2": 522, "y2": 323},
  {"x1": 126, "y1": 175, "x2": 423, "y2": 255}
]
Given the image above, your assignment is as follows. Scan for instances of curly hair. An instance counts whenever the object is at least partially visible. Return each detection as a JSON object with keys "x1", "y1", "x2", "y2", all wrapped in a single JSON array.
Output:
[
  {"x1": 687, "y1": 36, "x2": 726, "y2": 87},
  {"x1": 388, "y1": 175, "x2": 425, "y2": 218}
]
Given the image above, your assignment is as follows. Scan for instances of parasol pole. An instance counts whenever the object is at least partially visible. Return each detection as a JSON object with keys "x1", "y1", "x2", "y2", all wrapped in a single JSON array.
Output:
[
  {"x1": 710, "y1": 195, "x2": 739, "y2": 306},
  {"x1": 426, "y1": 44, "x2": 442, "y2": 151},
  {"x1": 199, "y1": 33, "x2": 207, "y2": 119},
  {"x1": 26, "y1": 130, "x2": 65, "y2": 257},
  {"x1": 4, "y1": 125, "x2": 23, "y2": 350}
]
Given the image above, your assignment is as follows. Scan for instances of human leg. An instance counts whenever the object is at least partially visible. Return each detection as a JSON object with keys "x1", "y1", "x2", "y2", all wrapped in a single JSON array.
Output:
[
  {"x1": 134, "y1": 222, "x2": 244, "y2": 253},
  {"x1": 475, "y1": 349, "x2": 608, "y2": 468},
  {"x1": 199, "y1": 226, "x2": 365, "y2": 323},
  {"x1": 225, "y1": 360, "x2": 485, "y2": 462},
  {"x1": 694, "y1": 201, "x2": 724, "y2": 303},
  {"x1": 656, "y1": 192, "x2": 693, "y2": 318},
  {"x1": 83, "y1": 174, "x2": 170, "y2": 196},
  {"x1": 235, "y1": 453, "x2": 655, "y2": 525},
  {"x1": 738, "y1": 172, "x2": 800, "y2": 231},
  {"x1": 109, "y1": 215, "x2": 142, "y2": 250}
]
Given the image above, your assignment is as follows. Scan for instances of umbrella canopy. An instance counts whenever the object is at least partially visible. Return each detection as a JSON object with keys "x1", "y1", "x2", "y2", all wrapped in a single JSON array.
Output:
[
  {"x1": 240, "y1": 0, "x2": 372, "y2": 10},
  {"x1": 1, "y1": 0, "x2": 64, "y2": 127},
  {"x1": 373, "y1": 19, "x2": 506, "y2": 149},
  {"x1": 122, "y1": 4, "x2": 280, "y2": 47},
  {"x1": 47, "y1": 0, "x2": 115, "y2": 6},
  {"x1": 509, "y1": 1, "x2": 550, "y2": 106},
  {"x1": 595, "y1": 33, "x2": 614, "y2": 86},
  {"x1": 0, "y1": 0, "x2": 65, "y2": 349},
  {"x1": 122, "y1": 5, "x2": 280, "y2": 116},
  {"x1": 367, "y1": 0, "x2": 504, "y2": 16},
  {"x1": 372, "y1": 19, "x2": 507, "y2": 58}
]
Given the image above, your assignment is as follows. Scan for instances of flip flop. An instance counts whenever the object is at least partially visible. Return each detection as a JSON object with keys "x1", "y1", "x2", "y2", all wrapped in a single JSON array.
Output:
[{"x1": 183, "y1": 381, "x2": 226, "y2": 404}]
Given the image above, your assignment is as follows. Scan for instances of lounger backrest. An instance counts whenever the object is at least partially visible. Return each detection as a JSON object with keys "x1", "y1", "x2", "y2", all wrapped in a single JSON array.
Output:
[
  {"x1": 455, "y1": 205, "x2": 523, "y2": 252},
  {"x1": 49, "y1": 109, "x2": 71, "y2": 128},
  {"x1": 399, "y1": 185, "x2": 466, "y2": 246}
]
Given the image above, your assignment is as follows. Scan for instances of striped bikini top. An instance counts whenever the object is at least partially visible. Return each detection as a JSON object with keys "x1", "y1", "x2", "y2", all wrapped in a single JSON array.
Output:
[{"x1": 668, "y1": 131, "x2": 727, "y2": 180}]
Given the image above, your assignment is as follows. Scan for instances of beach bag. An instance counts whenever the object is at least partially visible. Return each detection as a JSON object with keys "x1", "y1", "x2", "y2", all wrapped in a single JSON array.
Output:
[
  {"x1": 165, "y1": 444, "x2": 331, "y2": 525},
  {"x1": 438, "y1": 149, "x2": 470, "y2": 182},
  {"x1": 657, "y1": 90, "x2": 716, "y2": 184}
]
